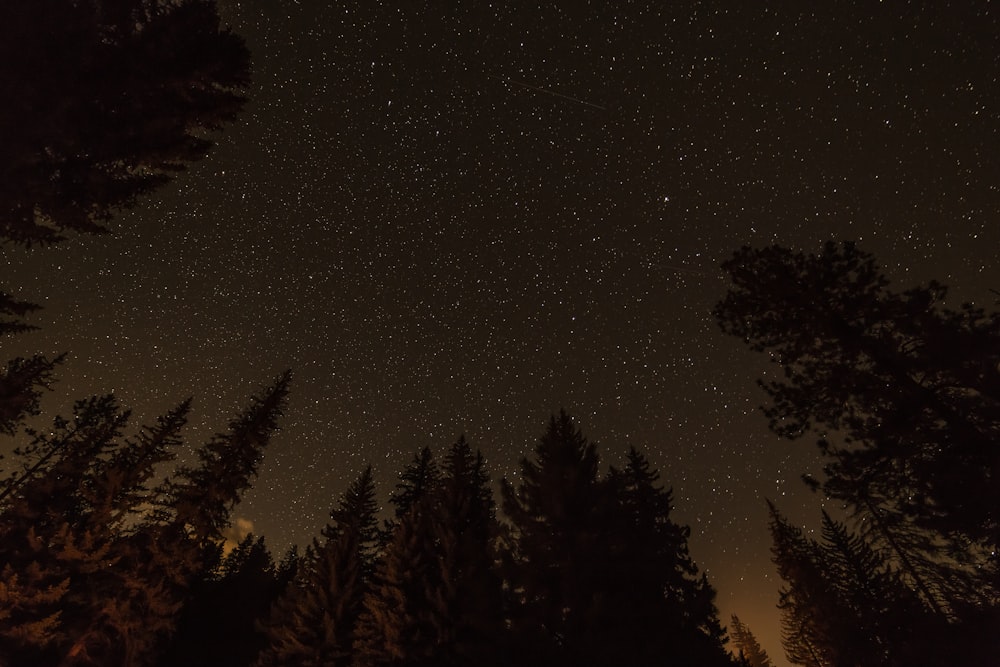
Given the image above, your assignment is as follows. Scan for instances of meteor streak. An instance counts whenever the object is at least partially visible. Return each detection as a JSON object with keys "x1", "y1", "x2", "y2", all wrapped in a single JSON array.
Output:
[{"x1": 491, "y1": 74, "x2": 607, "y2": 111}]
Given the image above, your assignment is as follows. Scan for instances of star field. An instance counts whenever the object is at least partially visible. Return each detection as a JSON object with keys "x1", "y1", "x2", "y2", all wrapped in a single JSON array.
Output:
[{"x1": 4, "y1": 2, "x2": 999, "y2": 660}]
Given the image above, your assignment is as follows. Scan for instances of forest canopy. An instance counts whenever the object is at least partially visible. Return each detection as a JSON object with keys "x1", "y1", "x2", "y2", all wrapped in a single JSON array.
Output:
[
  {"x1": 0, "y1": 0, "x2": 250, "y2": 245},
  {"x1": 716, "y1": 242, "x2": 1000, "y2": 666},
  {"x1": 2, "y1": 2, "x2": 998, "y2": 666}
]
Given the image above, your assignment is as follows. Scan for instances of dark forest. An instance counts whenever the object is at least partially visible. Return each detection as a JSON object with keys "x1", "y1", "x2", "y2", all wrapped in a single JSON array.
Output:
[{"x1": 1, "y1": 2, "x2": 998, "y2": 666}]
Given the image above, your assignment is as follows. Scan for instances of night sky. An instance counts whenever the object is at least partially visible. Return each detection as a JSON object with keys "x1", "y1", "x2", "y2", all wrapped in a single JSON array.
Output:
[{"x1": 5, "y1": 2, "x2": 1000, "y2": 660}]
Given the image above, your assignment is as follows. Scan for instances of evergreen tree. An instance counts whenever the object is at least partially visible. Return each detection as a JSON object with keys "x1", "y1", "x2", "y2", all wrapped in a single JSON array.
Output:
[
  {"x1": 0, "y1": 290, "x2": 62, "y2": 438},
  {"x1": 161, "y1": 372, "x2": 290, "y2": 547},
  {"x1": 816, "y1": 510, "x2": 931, "y2": 666},
  {"x1": 424, "y1": 437, "x2": 505, "y2": 665},
  {"x1": 715, "y1": 242, "x2": 1000, "y2": 619},
  {"x1": 2, "y1": 378, "x2": 288, "y2": 667},
  {"x1": 353, "y1": 438, "x2": 504, "y2": 667},
  {"x1": 728, "y1": 615, "x2": 772, "y2": 667},
  {"x1": 500, "y1": 412, "x2": 604, "y2": 666},
  {"x1": 59, "y1": 402, "x2": 191, "y2": 667},
  {"x1": 352, "y1": 501, "x2": 439, "y2": 667},
  {"x1": 768, "y1": 504, "x2": 839, "y2": 667},
  {"x1": 0, "y1": 395, "x2": 128, "y2": 665},
  {"x1": 0, "y1": 0, "x2": 251, "y2": 245},
  {"x1": 352, "y1": 446, "x2": 447, "y2": 667},
  {"x1": 122, "y1": 373, "x2": 291, "y2": 666},
  {"x1": 769, "y1": 502, "x2": 937, "y2": 667},
  {"x1": 273, "y1": 545, "x2": 301, "y2": 591},
  {"x1": 256, "y1": 466, "x2": 379, "y2": 667},
  {"x1": 599, "y1": 448, "x2": 730, "y2": 666},
  {"x1": 160, "y1": 534, "x2": 287, "y2": 667},
  {"x1": 388, "y1": 445, "x2": 439, "y2": 516}
]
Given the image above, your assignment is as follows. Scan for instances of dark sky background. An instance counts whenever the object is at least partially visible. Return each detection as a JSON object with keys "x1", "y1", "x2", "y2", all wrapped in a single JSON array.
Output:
[{"x1": 5, "y1": 1, "x2": 1000, "y2": 661}]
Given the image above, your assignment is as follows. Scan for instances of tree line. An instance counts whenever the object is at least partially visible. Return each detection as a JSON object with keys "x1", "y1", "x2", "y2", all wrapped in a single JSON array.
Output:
[
  {"x1": 0, "y1": 389, "x2": 737, "y2": 667},
  {"x1": 3, "y1": 2, "x2": 999, "y2": 665}
]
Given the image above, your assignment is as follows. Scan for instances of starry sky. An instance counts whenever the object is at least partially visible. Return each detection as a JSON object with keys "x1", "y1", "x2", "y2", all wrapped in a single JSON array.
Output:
[{"x1": 5, "y1": 1, "x2": 1000, "y2": 661}]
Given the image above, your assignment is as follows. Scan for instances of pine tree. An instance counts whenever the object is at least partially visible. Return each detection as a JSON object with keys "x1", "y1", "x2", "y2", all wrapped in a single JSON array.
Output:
[
  {"x1": 0, "y1": 0, "x2": 251, "y2": 245},
  {"x1": 729, "y1": 615, "x2": 772, "y2": 667},
  {"x1": 818, "y1": 510, "x2": 951, "y2": 667},
  {"x1": 768, "y1": 504, "x2": 838, "y2": 667},
  {"x1": 256, "y1": 466, "x2": 379, "y2": 667},
  {"x1": 59, "y1": 402, "x2": 191, "y2": 667},
  {"x1": 353, "y1": 438, "x2": 504, "y2": 667},
  {"x1": 160, "y1": 534, "x2": 286, "y2": 667},
  {"x1": 0, "y1": 395, "x2": 128, "y2": 665},
  {"x1": 390, "y1": 445, "x2": 439, "y2": 513},
  {"x1": 163, "y1": 371, "x2": 290, "y2": 547},
  {"x1": 716, "y1": 241, "x2": 1000, "y2": 659},
  {"x1": 599, "y1": 448, "x2": 730, "y2": 666},
  {"x1": 715, "y1": 242, "x2": 1000, "y2": 594},
  {"x1": 500, "y1": 412, "x2": 603, "y2": 666},
  {"x1": 0, "y1": 288, "x2": 63, "y2": 437},
  {"x1": 352, "y1": 446, "x2": 448, "y2": 667},
  {"x1": 120, "y1": 373, "x2": 291, "y2": 666},
  {"x1": 352, "y1": 502, "x2": 439, "y2": 667},
  {"x1": 424, "y1": 437, "x2": 504, "y2": 665},
  {"x1": 769, "y1": 502, "x2": 926, "y2": 667}
]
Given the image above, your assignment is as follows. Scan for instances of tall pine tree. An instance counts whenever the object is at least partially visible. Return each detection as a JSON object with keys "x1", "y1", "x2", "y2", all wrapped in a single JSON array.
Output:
[
  {"x1": 425, "y1": 437, "x2": 505, "y2": 666},
  {"x1": 599, "y1": 448, "x2": 731, "y2": 666},
  {"x1": 728, "y1": 615, "x2": 772, "y2": 667},
  {"x1": 60, "y1": 401, "x2": 191, "y2": 667},
  {"x1": 0, "y1": 395, "x2": 129, "y2": 665},
  {"x1": 354, "y1": 437, "x2": 504, "y2": 666},
  {"x1": 500, "y1": 412, "x2": 605, "y2": 666},
  {"x1": 256, "y1": 466, "x2": 379, "y2": 667},
  {"x1": 120, "y1": 372, "x2": 291, "y2": 666}
]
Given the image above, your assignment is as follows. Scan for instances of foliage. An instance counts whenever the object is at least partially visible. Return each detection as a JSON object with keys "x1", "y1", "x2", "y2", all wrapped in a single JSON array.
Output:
[
  {"x1": 500, "y1": 411, "x2": 603, "y2": 665},
  {"x1": 161, "y1": 534, "x2": 290, "y2": 667},
  {"x1": 599, "y1": 448, "x2": 730, "y2": 666},
  {"x1": 0, "y1": 375, "x2": 289, "y2": 667},
  {"x1": 716, "y1": 242, "x2": 1000, "y2": 622},
  {"x1": 256, "y1": 467, "x2": 379, "y2": 667},
  {"x1": 715, "y1": 242, "x2": 1000, "y2": 552},
  {"x1": 501, "y1": 414, "x2": 731, "y2": 667},
  {"x1": 728, "y1": 615, "x2": 772, "y2": 667},
  {"x1": 354, "y1": 437, "x2": 503, "y2": 667},
  {"x1": 0, "y1": 0, "x2": 250, "y2": 245}
]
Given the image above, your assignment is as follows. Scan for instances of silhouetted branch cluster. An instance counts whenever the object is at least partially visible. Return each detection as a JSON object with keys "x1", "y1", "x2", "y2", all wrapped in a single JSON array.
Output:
[
  {"x1": 717, "y1": 242, "x2": 1000, "y2": 666},
  {"x1": 0, "y1": 0, "x2": 250, "y2": 246}
]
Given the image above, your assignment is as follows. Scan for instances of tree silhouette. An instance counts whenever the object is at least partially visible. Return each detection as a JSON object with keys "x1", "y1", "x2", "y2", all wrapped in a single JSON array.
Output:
[
  {"x1": 159, "y1": 372, "x2": 291, "y2": 549},
  {"x1": 500, "y1": 411, "x2": 604, "y2": 666},
  {"x1": 728, "y1": 615, "x2": 772, "y2": 667},
  {"x1": 424, "y1": 437, "x2": 505, "y2": 665},
  {"x1": 256, "y1": 466, "x2": 379, "y2": 667},
  {"x1": 352, "y1": 501, "x2": 438, "y2": 667},
  {"x1": 0, "y1": 0, "x2": 250, "y2": 245},
  {"x1": 599, "y1": 448, "x2": 730, "y2": 666},
  {"x1": 767, "y1": 499, "x2": 967, "y2": 667},
  {"x1": 161, "y1": 534, "x2": 289, "y2": 667},
  {"x1": 0, "y1": 396, "x2": 128, "y2": 665},
  {"x1": 715, "y1": 242, "x2": 1000, "y2": 614},
  {"x1": 60, "y1": 401, "x2": 191, "y2": 667},
  {"x1": 0, "y1": 292, "x2": 62, "y2": 439},
  {"x1": 0, "y1": 4, "x2": 268, "y2": 665},
  {"x1": 95, "y1": 373, "x2": 291, "y2": 667},
  {"x1": 352, "y1": 438, "x2": 504, "y2": 667},
  {"x1": 768, "y1": 503, "x2": 841, "y2": 667}
]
